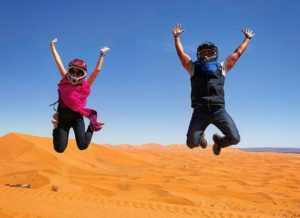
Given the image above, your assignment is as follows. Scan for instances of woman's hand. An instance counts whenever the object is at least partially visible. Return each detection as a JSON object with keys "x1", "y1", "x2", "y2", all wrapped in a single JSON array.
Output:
[
  {"x1": 242, "y1": 28, "x2": 255, "y2": 39},
  {"x1": 50, "y1": 38, "x2": 58, "y2": 46},
  {"x1": 100, "y1": 46, "x2": 110, "y2": 55}
]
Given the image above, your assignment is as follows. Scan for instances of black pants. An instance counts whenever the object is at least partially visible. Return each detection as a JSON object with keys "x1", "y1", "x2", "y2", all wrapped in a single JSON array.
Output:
[{"x1": 53, "y1": 107, "x2": 93, "y2": 153}]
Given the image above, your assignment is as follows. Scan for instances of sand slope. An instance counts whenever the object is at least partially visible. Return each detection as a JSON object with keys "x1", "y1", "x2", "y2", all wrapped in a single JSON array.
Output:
[{"x1": 0, "y1": 132, "x2": 299, "y2": 218}]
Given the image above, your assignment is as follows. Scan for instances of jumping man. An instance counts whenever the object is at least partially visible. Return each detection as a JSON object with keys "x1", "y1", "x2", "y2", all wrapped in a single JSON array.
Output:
[{"x1": 172, "y1": 24, "x2": 254, "y2": 155}]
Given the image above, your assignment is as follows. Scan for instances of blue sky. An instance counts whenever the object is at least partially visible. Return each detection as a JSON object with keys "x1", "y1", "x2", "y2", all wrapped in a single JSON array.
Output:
[{"x1": 0, "y1": 0, "x2": 299, "y2": 147}]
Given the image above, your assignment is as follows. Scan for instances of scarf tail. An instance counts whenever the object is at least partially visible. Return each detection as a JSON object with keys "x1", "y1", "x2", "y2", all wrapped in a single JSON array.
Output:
[{"x1": 80, "y1": 108, "x2": 102, "y2": 132}]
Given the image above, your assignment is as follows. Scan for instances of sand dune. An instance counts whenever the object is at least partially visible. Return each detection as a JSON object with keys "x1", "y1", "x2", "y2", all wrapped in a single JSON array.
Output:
[{"x1": 0, "y1": 132, "x2": 299, "y2": 218}]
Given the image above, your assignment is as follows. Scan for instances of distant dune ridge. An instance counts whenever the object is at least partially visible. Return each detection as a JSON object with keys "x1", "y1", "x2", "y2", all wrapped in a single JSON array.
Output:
[
  {"x1": 0, "y1": 132, "x2": 299, "y2": 218},
  {"x1": 241, "y1": 147, "x2": 300, "y2": 154}
]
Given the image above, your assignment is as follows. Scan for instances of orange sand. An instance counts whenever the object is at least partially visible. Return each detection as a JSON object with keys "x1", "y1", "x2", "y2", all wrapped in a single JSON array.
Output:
[{"x1": 0, "y1": 132, "x2": 299, "y2": 218}]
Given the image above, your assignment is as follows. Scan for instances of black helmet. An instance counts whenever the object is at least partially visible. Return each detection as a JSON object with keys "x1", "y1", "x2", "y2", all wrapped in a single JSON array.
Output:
[{"x1": 197, "y1": 41, "x2": 218, "y2": 61}]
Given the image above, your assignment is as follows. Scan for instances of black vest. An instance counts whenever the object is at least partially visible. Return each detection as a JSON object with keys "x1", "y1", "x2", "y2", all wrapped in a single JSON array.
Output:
[{"x1": 190, "y1": 61, "x2": 225, "y2": 108}]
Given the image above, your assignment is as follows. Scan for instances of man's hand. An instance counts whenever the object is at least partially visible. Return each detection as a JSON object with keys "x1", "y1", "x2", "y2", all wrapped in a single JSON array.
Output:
[
  {"x1": 100, "y1": 46, "x2": 110, "y2": 55},
  {"x1": 172, "y1": 24, "x2": 185, "y2": 37},
  {"x1": 242, "y1": 28, "x2": 255, "y2": 39}
]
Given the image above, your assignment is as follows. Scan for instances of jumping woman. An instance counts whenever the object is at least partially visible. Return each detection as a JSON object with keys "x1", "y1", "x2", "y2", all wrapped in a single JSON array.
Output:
[{"x1": 50, "y1": 38, "x2": 110, "y2": 153}]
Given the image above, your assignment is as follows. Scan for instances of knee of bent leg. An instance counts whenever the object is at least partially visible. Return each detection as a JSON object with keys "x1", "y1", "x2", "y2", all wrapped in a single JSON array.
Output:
[
  {"x1": 78, "y1": 145, "x2": 88, "y2": 150},
  {"x1": 186, "y1": 132, "x2": 200, "y2": 149},
  {"x1": 77, "y1": 142, "x2": 89, "y2": 150},
  {"x1": 54, "y1": 145, "x2": 66, "y2": 153},
  {"x1": 231, "y1": 134, "x2": 241, "y2": 145},
  {"x1": 186, "y1": 141, "x2": 197, "y2": 149}
]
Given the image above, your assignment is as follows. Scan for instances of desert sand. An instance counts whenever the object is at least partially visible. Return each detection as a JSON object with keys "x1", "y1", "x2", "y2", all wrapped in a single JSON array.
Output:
[{"x1": 0, "y1": 132, "x2": 299, "y2": 218}]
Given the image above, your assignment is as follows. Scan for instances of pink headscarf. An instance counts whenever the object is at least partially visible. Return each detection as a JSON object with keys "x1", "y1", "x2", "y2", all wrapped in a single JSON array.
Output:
[{"x1": 58, "y1": 76, "x2": 102, "y2": 131}]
